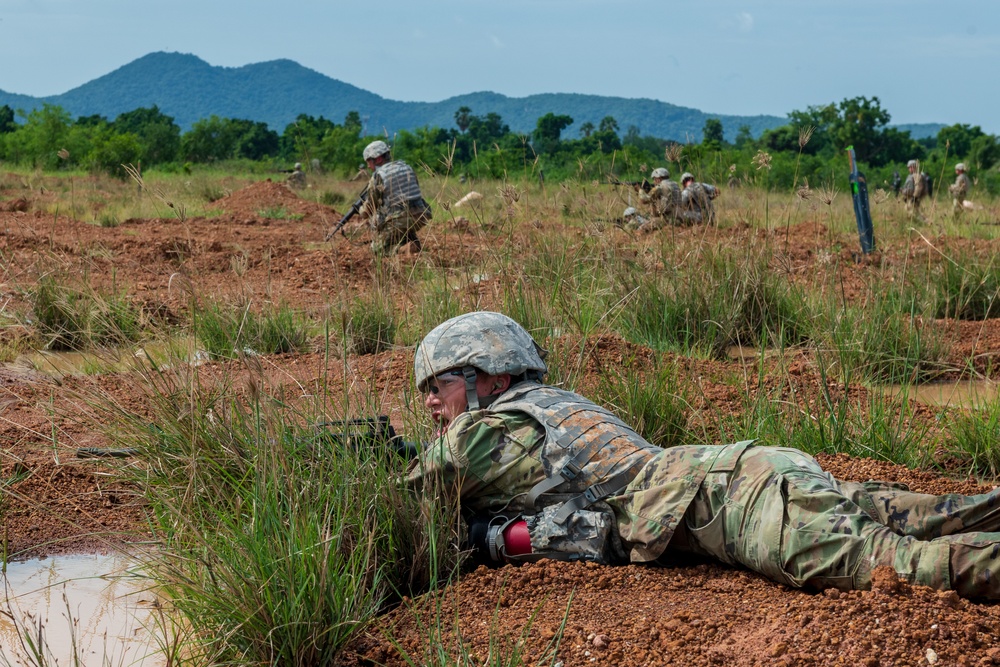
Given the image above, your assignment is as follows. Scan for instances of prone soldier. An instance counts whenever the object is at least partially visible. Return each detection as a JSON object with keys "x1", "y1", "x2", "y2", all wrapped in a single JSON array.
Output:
[{"x1": 408, "y1": 311, "x2": 1000, "y2": 599}]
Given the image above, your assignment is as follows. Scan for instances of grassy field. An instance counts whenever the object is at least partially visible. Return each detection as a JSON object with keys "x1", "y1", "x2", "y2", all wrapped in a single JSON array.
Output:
[{"x1": 3, "y1": 162, "x2": 1000, "y2": 665}]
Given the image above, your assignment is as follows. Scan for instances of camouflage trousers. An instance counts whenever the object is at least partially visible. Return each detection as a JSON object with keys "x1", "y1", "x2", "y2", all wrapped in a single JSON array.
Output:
[
  {"x1": 372, "y1": 201, "x2": 431, "y2": 255},
  {"x1": 905, "y1": 198, "x2": 926, "y2": 222},
  {"x1": 677, "y1": 446, "x2": 1000, "y2": 598}
]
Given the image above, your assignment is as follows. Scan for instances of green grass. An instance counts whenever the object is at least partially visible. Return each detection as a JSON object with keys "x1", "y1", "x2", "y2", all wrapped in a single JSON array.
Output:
[{"x1": 193, "y1": 299, "x2": 311, "y2": 359}]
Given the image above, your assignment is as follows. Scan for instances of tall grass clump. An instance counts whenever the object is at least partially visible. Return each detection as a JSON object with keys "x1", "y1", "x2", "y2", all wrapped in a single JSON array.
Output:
[
  {"x1": 926, "y1": 252, "x2": 1000, "y2": 320},
  {"x1": 194, "y1": 298, "x2": 311, "y2": 359},
  {"x1": 337, "y1": 293, "x2": 397, "y2": 356},
  {"x1": 615, "y1": 248, "x2": 810, "y2": 357},
  {"x1": 592, "y1": 360, "x2": 689, "y2": 448},
  {"x1": 89, "y1": 356, "x2": 459, "y2": 665},
  {"x1": 816, "y1": 284, "x2": 947, "y2": 385},
  {"x1": 715, "y1": 369, "x2": 933, "y2": 467},
  {"x1": 30, "y1": 273, "x2": 146, "y2": 350},
  {"x1": 942, "y1": 400, "x2": 1000, "y2": 479}
]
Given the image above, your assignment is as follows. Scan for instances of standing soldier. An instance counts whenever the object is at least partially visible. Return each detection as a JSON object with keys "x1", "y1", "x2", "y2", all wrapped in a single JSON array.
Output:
[
  {"x1": 362, "y1": 140, "x2": 432, "y2": 255},
  {"x1": 901, "y1": 159, "x2": 927, "y2": 222},
  {"x1": 634, "y1": 167, "x2": 681, "y2": 232},
  {"x1": 680, "y1": 172, "x2": 720, "y2": 225},
  {"x1": 286, "y1": 162, "x2": 306, "y2": 189},
  {"x1": 949, "y1": 163, "x2": 973, "y2": 218},
  {"x1": 408, "y1": 311, "x2": 1000, "y2": 599}
]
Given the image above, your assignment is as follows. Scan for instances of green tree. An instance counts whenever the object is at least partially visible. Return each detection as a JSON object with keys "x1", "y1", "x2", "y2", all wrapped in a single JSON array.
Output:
[
  {"x1": 228, "y1": 119, "x2": 279, "y2": 160},
  {"x1": 5, "y1": 104, "x2": 73, "y2": 169},
  {"x1": 734, "y1": 124, "x2": 754, "y2": 148},
  {"x1": 937, "y1": 124, "x2": 985, "y2": 160},
  {"x1": 969, "y1": 134, "x2": 1000, "y2": 170},
  {"x1": 281, "y1": 114, "x2": 336, "y2": 161},
  {"x1": 343, "y1": 111, "x2": 362, "y2": 134},
  {"x1": 112, "y1": 105, "x2": 181, "y2": 165},
  {"x1": 533, "y1": 112, "x2": 574, "y2": 154},
  {"x1": 830, "y1": 96, "x2": 891, "y2": 164},
  {"x1": 454, "y1": 106, "x2": 472, "y2": 133},
  {"x1": 86, "y1": 128, "x2": 143, "y2": 178},
  {"x1": 579, "y1": 121, "x2": 595, "y2": 138},
  {"x1": 0, "y1": 105, "x2": 15, "y2": 134},
  {"x1": 702, "y1": 118, "x2": 725, "y2": 149},
  {"x1": 181, "y1": 115, "x2": 234, "y2": 162},
  {"x1": 598, "y1": 116, "x2": 619, "y2": 135}
]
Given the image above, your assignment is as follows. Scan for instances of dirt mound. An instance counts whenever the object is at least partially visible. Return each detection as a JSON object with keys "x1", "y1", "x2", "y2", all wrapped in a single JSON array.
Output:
[
  {"x1": 213, "y1": 179, "x2": 341, "y2": 225},
  {"x1": 0, "y1": 197, "x2": 29, "y2": 212},
  {"x1": 343, "y1": 561, "x2": 1000, "y2": 667}
]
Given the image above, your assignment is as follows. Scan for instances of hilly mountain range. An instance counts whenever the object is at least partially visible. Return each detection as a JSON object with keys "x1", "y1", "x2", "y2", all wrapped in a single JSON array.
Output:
[{"x1": 0, "y1": 52, "x2": 944, "y2": 142}]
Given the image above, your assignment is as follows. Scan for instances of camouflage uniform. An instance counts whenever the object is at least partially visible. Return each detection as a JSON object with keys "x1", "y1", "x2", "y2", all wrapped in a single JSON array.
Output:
[
  {"x1": 901, "y1": 162, "x2": 926, "y2": 222},
  {"x1": 287, "y1": 164, "x2": 306, "y2": 189},
  {"x1": 680, "y1": 182, "x2": 719, "y2": 225},
  {"x1": 637, "y1": 180, "x2": 681, "y2": 231},
  {"x1": 949, "y1": 168, "x2": 972, "y2": 216},
  {"x1": 365, "y1": 160, "x2": 432, "y2": 255},
  {"x1": 408, "y1": 385, "x2": 1000, "y2": 597}
]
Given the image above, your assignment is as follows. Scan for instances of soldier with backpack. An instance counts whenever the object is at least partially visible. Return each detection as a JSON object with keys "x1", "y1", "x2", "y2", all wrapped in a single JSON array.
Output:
[{"x1": 901, "y1": 159, "x2": 928, "y2": 222}]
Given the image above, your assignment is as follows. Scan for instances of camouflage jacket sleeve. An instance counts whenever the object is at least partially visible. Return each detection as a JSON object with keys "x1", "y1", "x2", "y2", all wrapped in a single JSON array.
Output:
[
  {"x1": 405, "y1": 410, "x2": 546, "y2": 515},
  {"x1": 363, "y1": 172, "x2": 384, "y2": 219}
]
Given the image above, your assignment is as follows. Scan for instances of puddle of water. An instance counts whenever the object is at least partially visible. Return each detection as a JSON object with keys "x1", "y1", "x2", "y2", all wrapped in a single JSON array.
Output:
[
  {"x1": 1, "y1": 554, "x2": 165, "y2": 666},
  {"x1": 881, "y1": 380, "x2": 1000, "y2": 408},
  {"x1": 12, "y1": 338, "x2": 207, "y2": 378}
]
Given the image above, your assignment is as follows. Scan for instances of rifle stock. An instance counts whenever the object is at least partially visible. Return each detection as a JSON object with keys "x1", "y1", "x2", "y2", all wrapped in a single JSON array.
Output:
[{"x1": 324, "y1": 185, "x2": 369, "y2": 242}]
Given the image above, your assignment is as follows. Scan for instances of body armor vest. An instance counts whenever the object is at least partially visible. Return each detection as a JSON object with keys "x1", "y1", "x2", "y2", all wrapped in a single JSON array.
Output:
[
  {"x1": 489, "y1": 383, "x2": 661, "y2": 524},
  {"x1": 375, "y1": 161, "x2": 423, "y2": 209}
]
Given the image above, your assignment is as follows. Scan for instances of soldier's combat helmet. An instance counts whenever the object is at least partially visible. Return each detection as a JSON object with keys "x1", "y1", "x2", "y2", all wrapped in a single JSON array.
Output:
[
  {"x1": 363, "y1": 140, "x2": 391, "y2": 161},
  {"x1": 681, "y1": 172, "x2": 695, "y2": 184},
  {"x1": 415, "y1": 312, "x2": 548, "y2": 410},
  {"x1": 956, "y1": 163, "x2": 967, "y2": 172},
  {"x1": 651, "y1": 167, "x2": 670, "y2": 179},
  {"x1": 623, "y1": 207, "x2": 638, "y2": 217}
]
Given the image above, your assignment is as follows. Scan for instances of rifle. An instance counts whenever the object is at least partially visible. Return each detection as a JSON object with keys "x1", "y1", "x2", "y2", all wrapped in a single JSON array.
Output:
[
  {"x1": 324, "y1": 185, "x2": 370, "y2": 242},
  {"x1": 607, "y1": 177, "x2": 652, "y2": 193},
  {"x1": 313, "y1": 415, "x2": 419, "y2": 460},
  {"x1": 847, "y1": 146, "x2": 875, "y2": 255}
]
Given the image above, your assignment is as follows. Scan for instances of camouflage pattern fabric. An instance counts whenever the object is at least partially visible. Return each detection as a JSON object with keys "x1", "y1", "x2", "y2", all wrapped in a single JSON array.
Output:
[
  {"x1": 950, "y1": 172, "x2": 972, "y2": 214},
  {"x1": 902, "y1": 173, "x2": 926, "y2": 221},
  {"x1": 680, "y1": 182, "x2": 719, "y2": 225},
  {"x1": 286, "y1": 169, "x2": 306, "y2": 189},
  {"x1": 407, "y1": 378, "x2": 1000, "y2": 597},
  {"x1": 406, "y1": 383, "x2": 659, "y2": 520},
  {"x1": 522, "y1": 502, "x2": 627, "y2": 564},
  {"x1": 671, "y1": 446, "x2": 1000, "y2": 597},
  {"x1": 365, "y1": 160, "x2": 431, "y2": 254},
  {"x1": 637, "y1": 179, "x2": 681, "y2": 230}
]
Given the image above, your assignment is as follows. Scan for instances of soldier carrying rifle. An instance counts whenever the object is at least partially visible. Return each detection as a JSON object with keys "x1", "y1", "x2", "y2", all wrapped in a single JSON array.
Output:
[{"x1": 407, "y1": 311, "x2": 1000, "y2": 599}]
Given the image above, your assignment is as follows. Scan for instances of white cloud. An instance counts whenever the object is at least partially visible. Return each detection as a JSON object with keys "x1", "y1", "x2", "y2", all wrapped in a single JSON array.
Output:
[{"x1": 737, "y1": 12, "x2": 753, "y2": 33}]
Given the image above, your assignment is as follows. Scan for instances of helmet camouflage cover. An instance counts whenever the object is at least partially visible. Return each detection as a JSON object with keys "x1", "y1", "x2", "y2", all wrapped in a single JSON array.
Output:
[
  {"x1": 651, "y1": 167, "x2": 670, "y2": 179},
  {"x1": 956, "y1": 163, "x2": 967, "y2": 171},
  {"x1": 681, "y1": 172, "x2": 694, "y2": 183},
  {"x1": 623, "y1": 206, "x2": 638, "y2": 217},
  {"x1": 415, "y1": 312, "x2": 548, "y2": 391},
  {"x1": 363, "y1": 140, "x2": 391, "y2": 161}
]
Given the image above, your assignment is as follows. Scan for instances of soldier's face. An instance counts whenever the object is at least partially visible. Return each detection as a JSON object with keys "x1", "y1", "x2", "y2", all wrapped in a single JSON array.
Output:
[{"x1": 423, "y1": 370, "x2": 499, "y2": 433}]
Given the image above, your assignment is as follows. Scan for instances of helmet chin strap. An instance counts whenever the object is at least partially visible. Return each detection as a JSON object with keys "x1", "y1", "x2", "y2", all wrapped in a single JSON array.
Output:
[{"x1": 461, "y1": 366, "x2": 480, "y2": 411}]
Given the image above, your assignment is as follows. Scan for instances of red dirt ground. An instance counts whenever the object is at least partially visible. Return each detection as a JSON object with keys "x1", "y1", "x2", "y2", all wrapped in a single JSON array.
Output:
[{"x1": 3, "y1": 178, "x2": 1000, "y2": 665}]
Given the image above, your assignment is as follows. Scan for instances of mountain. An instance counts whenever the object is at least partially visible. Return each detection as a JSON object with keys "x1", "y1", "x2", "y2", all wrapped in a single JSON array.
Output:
[{"x1": 0, "y1": 52, "x2": 940, "y2": 142}]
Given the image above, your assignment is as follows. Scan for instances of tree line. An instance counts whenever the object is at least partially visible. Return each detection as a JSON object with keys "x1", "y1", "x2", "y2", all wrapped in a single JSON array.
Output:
[{"x1": 1, "y1": 97, "x2": 997, "y2": 194}]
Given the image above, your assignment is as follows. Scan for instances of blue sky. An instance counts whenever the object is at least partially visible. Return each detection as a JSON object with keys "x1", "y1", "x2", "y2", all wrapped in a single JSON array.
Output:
[{"x1": 2, "y1": 0, "x2": 997, "y2": 133}]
